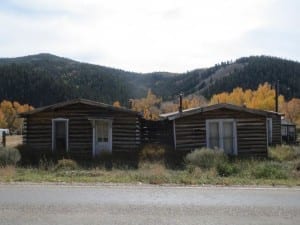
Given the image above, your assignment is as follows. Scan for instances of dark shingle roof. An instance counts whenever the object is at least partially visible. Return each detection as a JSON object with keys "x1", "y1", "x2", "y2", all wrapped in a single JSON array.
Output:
[
  {"x1": 19, "y1": 98, "x2": 141, "y2": 117},
  {"x1": 160, "y1": 103, "x2": 283, "y2": 120}
]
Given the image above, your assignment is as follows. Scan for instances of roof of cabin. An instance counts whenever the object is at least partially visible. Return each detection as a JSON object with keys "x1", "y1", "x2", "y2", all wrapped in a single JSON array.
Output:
[
  {"x1": 160, "y1": 103, "x2": 283, "y2": 120},
  {"x1": 19, "y1": 98, "x2": 141, "y2": 117}
]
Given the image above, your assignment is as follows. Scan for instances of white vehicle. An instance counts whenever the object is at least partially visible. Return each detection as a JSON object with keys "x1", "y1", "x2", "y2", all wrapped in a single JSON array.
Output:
[{"x1": 0, "y1": 129, "x2": 10, "y2": 136}]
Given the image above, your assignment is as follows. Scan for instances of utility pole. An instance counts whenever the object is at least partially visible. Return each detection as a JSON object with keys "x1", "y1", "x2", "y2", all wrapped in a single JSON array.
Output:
[
  {"x1": 178, "y1": 93, "x2": 183, "y2": 113},
  {"x1": 275, "y1": 80, "x2": 279, "y2": 112}
]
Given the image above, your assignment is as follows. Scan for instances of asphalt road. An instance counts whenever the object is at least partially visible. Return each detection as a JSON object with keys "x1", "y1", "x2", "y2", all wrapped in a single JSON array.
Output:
[{"x1": 0, "y1": 184, "x2": 299, "y2": 225}]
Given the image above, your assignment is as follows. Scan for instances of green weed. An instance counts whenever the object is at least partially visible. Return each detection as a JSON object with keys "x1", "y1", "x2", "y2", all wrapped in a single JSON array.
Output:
[{"x1": 185, "y1": 148, "x2": 227, "y2": 169}]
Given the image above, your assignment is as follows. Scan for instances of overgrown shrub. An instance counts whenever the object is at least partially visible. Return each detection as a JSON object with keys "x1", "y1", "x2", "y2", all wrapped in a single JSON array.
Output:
[
  {"x1": 252, "y1": 162, "x2": 288, "y2": 179},
  {"x1": 0, "y1": 147, "x2": 21, "y2": 166},
  {"x1": 269, "y1": 145, "x2": 299, "y2": 162},
  {"x1": 39, "y1": 156, "x2": 55, "y2": 170},
  {"x1": 55, "y1": 159, "x2": 78, "y2": 171},
  {"x1": 185, "y1": 148, "x2": 227, "y2": 169},
  {"x1": 217, "y1": 162, "x2": 240, "y2": 177},
  {"x1": 139, "y1": 144, "x2": 165, "y2": 162}
]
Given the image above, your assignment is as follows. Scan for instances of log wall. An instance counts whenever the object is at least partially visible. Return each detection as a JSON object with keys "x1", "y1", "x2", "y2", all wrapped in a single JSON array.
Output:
[
  {"x1": 23, "y1": 103, "x2": 141, "y2": 158},
  {"x1": 141, "y1": 120, "x2": 173, "y2": 146},
  {"x1": 173, "y1": 108, "x2": 269, "y2": 156}
]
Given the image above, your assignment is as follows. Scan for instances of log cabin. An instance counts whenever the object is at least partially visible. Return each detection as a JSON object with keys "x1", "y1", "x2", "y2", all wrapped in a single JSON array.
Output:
[
  {"x1": 19, "y1": 99, "x2": 142, "y2": 159},
  {"x1": 160, "y1": 103, "x2": 282, "y2": 156}
]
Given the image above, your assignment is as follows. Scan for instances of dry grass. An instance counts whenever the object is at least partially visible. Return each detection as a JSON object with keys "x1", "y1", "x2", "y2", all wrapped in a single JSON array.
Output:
[
  {"x1": 139, "y1": 144, "x2": 165, "y2": 162},
  {"x1": 0, "y1": 166, "x2": 16, "y2": 181},
  {"x1": 137, "y1": 162, "x2": 170, "y2": 184},
  {"x1": 269, "y1": 145, "x2": 300, "y2": 162},
  {"x1": 0, "y1": 145, "x2": 299, "y2": 186}
]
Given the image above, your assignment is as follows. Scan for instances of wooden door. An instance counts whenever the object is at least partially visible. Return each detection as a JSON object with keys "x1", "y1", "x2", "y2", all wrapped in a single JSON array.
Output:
[{"x1": 95, "y1": 120, "x2": 112, "y2": 155}]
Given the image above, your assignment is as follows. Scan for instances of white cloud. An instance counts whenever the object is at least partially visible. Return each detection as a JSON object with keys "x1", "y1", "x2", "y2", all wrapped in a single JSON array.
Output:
[{"x1": 0, "y1": 0, "x2": 298, "y2": 72}]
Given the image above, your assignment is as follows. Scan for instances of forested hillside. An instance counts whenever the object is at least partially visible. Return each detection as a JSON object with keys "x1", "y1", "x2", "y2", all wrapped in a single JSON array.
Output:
[
  {"x1": 203, "y1": 56, "x2": 300, "y2": 99},
  {"x1": 0, "y1": 54, "x2": 139, "y2": 106},
  {"x1": 0, "y1": 53, "x2": 299, "y2": 107}
]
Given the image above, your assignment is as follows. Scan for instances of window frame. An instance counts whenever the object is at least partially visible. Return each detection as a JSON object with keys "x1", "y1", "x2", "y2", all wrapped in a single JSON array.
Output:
[{"x1": 206, "y1": 119, "x2": 237, "y2": 155}]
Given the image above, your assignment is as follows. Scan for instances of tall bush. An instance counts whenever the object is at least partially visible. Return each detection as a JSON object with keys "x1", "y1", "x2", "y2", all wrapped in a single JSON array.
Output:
[
  {"x1": 139, "y1": 144, "x2": 165, "y2": 162},
  {"x1": 0, "y1": 147, "x2": 21, "y2": 166},
  {"x1": 185, "y1": 148, "x2": 227, "y2": 169},
  {"x1": 269, "y1": 145, "x2": 300, "y2": 162}
]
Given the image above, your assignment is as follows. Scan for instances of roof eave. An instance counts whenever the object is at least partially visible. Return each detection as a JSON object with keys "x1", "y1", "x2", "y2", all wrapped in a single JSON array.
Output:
[
  {"x1": 18, "y1": 98, "x2": 141, "y2": 117},
  {"x1": 159, "y1": 103, "x2": 278, "y2": 120}
]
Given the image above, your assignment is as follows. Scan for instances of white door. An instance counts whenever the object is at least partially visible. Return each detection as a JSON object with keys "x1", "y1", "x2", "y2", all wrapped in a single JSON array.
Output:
[{"x1": 95, "y1": 120, "x2": 112, "y2": 155}]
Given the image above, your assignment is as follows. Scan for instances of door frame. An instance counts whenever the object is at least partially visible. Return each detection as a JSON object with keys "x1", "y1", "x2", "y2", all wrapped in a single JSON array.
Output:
[
  {"x1": 90, "y1": 119, "x2": 112, "y2": 157},
  {"x1": 52, "y1": 118, "x2": 69, "y2": 152},
  {"x1": 206, "y1": 119, "x2": 237, "y2": 155},
  {"x1": 266, "y1": 118, "x2": 272, "y2": 145}
]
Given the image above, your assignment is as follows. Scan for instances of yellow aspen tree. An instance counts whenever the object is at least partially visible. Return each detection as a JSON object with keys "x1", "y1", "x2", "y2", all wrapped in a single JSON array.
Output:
[
  {"x1": 0, "y1": 110, "x2": 7, "y2": 128},
  {"x1": 282, "y1": 98, "x2": 300, "y2": 124},
  {"x1": 210, "y1": 92, "x2": 229, "y2": 104},
  {"x1": 131, "y1": 89, "x2": 161, "y2": 120}
]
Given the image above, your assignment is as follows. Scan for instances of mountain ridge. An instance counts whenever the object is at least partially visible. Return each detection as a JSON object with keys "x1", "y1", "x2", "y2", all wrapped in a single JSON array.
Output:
[{"x1": 0, "y1": 53, "x2": 299, "y2": 107}]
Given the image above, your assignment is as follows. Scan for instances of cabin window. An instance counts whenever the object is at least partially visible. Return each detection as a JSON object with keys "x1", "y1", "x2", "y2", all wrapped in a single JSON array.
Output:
[
  {"x1": 206, "y1": 119, "x2": 237, "y2": 155},
  {"x1": 267, "y1": 118, "x2": 272, "y2": 145},
  {"x1": 208, "y1": 121, "x2": 220, "y2": 149},
  {"x1": 52, "y1": 118, "x2": 69, "y2": 153},
  {"x1": 288, "y1": 126, "x2": 295, "y2": 133},
  {"x1": 96, "y1": 120, "x2": 109, "y2": 143}
]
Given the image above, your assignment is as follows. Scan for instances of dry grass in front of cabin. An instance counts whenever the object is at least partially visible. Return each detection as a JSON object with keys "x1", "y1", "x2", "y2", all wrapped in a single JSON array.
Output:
[
  {"x1": 0, "y1": 166, "x2": 16, "y2": 181},
  {"x1": 1, "y1": 143, "x2": 300, "y2": 186}
]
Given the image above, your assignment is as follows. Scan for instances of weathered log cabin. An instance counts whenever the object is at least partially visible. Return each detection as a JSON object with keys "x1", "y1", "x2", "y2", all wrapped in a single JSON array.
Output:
[
  {"x1": 160, "y1": 103, "x2": 282, "y2": 156},
  {"x1": 19, "y1": 99, "x2": 142, "y2": 158}
]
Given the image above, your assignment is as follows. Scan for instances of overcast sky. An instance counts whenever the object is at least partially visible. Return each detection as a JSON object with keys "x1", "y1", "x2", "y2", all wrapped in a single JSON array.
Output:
[{"x1": 0, "y1": 0, "x2": 299, "y2": 72}]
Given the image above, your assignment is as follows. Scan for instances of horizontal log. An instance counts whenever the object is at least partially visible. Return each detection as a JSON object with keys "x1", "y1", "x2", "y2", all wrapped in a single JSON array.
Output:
[
  {"x1": 113, "y1": 137, "x2": 141, "y2": 141},
  {"x1": 113, "y1": 132, "x2": 140, "y2": 137},
  {"x1": 176, "y1": 143, "x2": 203, "y2": 148},
  {"x1": 113, "y1": 144, "x2": 140, "y2": 149},
  {"x1": 176, "y1": 139, "x2": 205, "y2": 144},
  {"x1": 176, "y1": 135, "x2": 205, "y2": 140},
  {"x1": 238, "y1": 149, "x2": 267, "y2": 153},
  {"x1": 237, "y1": 123, "x2": 265, "y2": 126},
  {"x1": 113, "y1": 127, "x2": 140, "y2": 132},
  {"x1": 25, "y1": 125, "x2": 52, "y2": 129},
  {"x1": 238, "y1": 134, "x2": 266, "y2": 137},
  {"x1": 176, "y1": 122, "x2": 204, "y2": 126}
]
